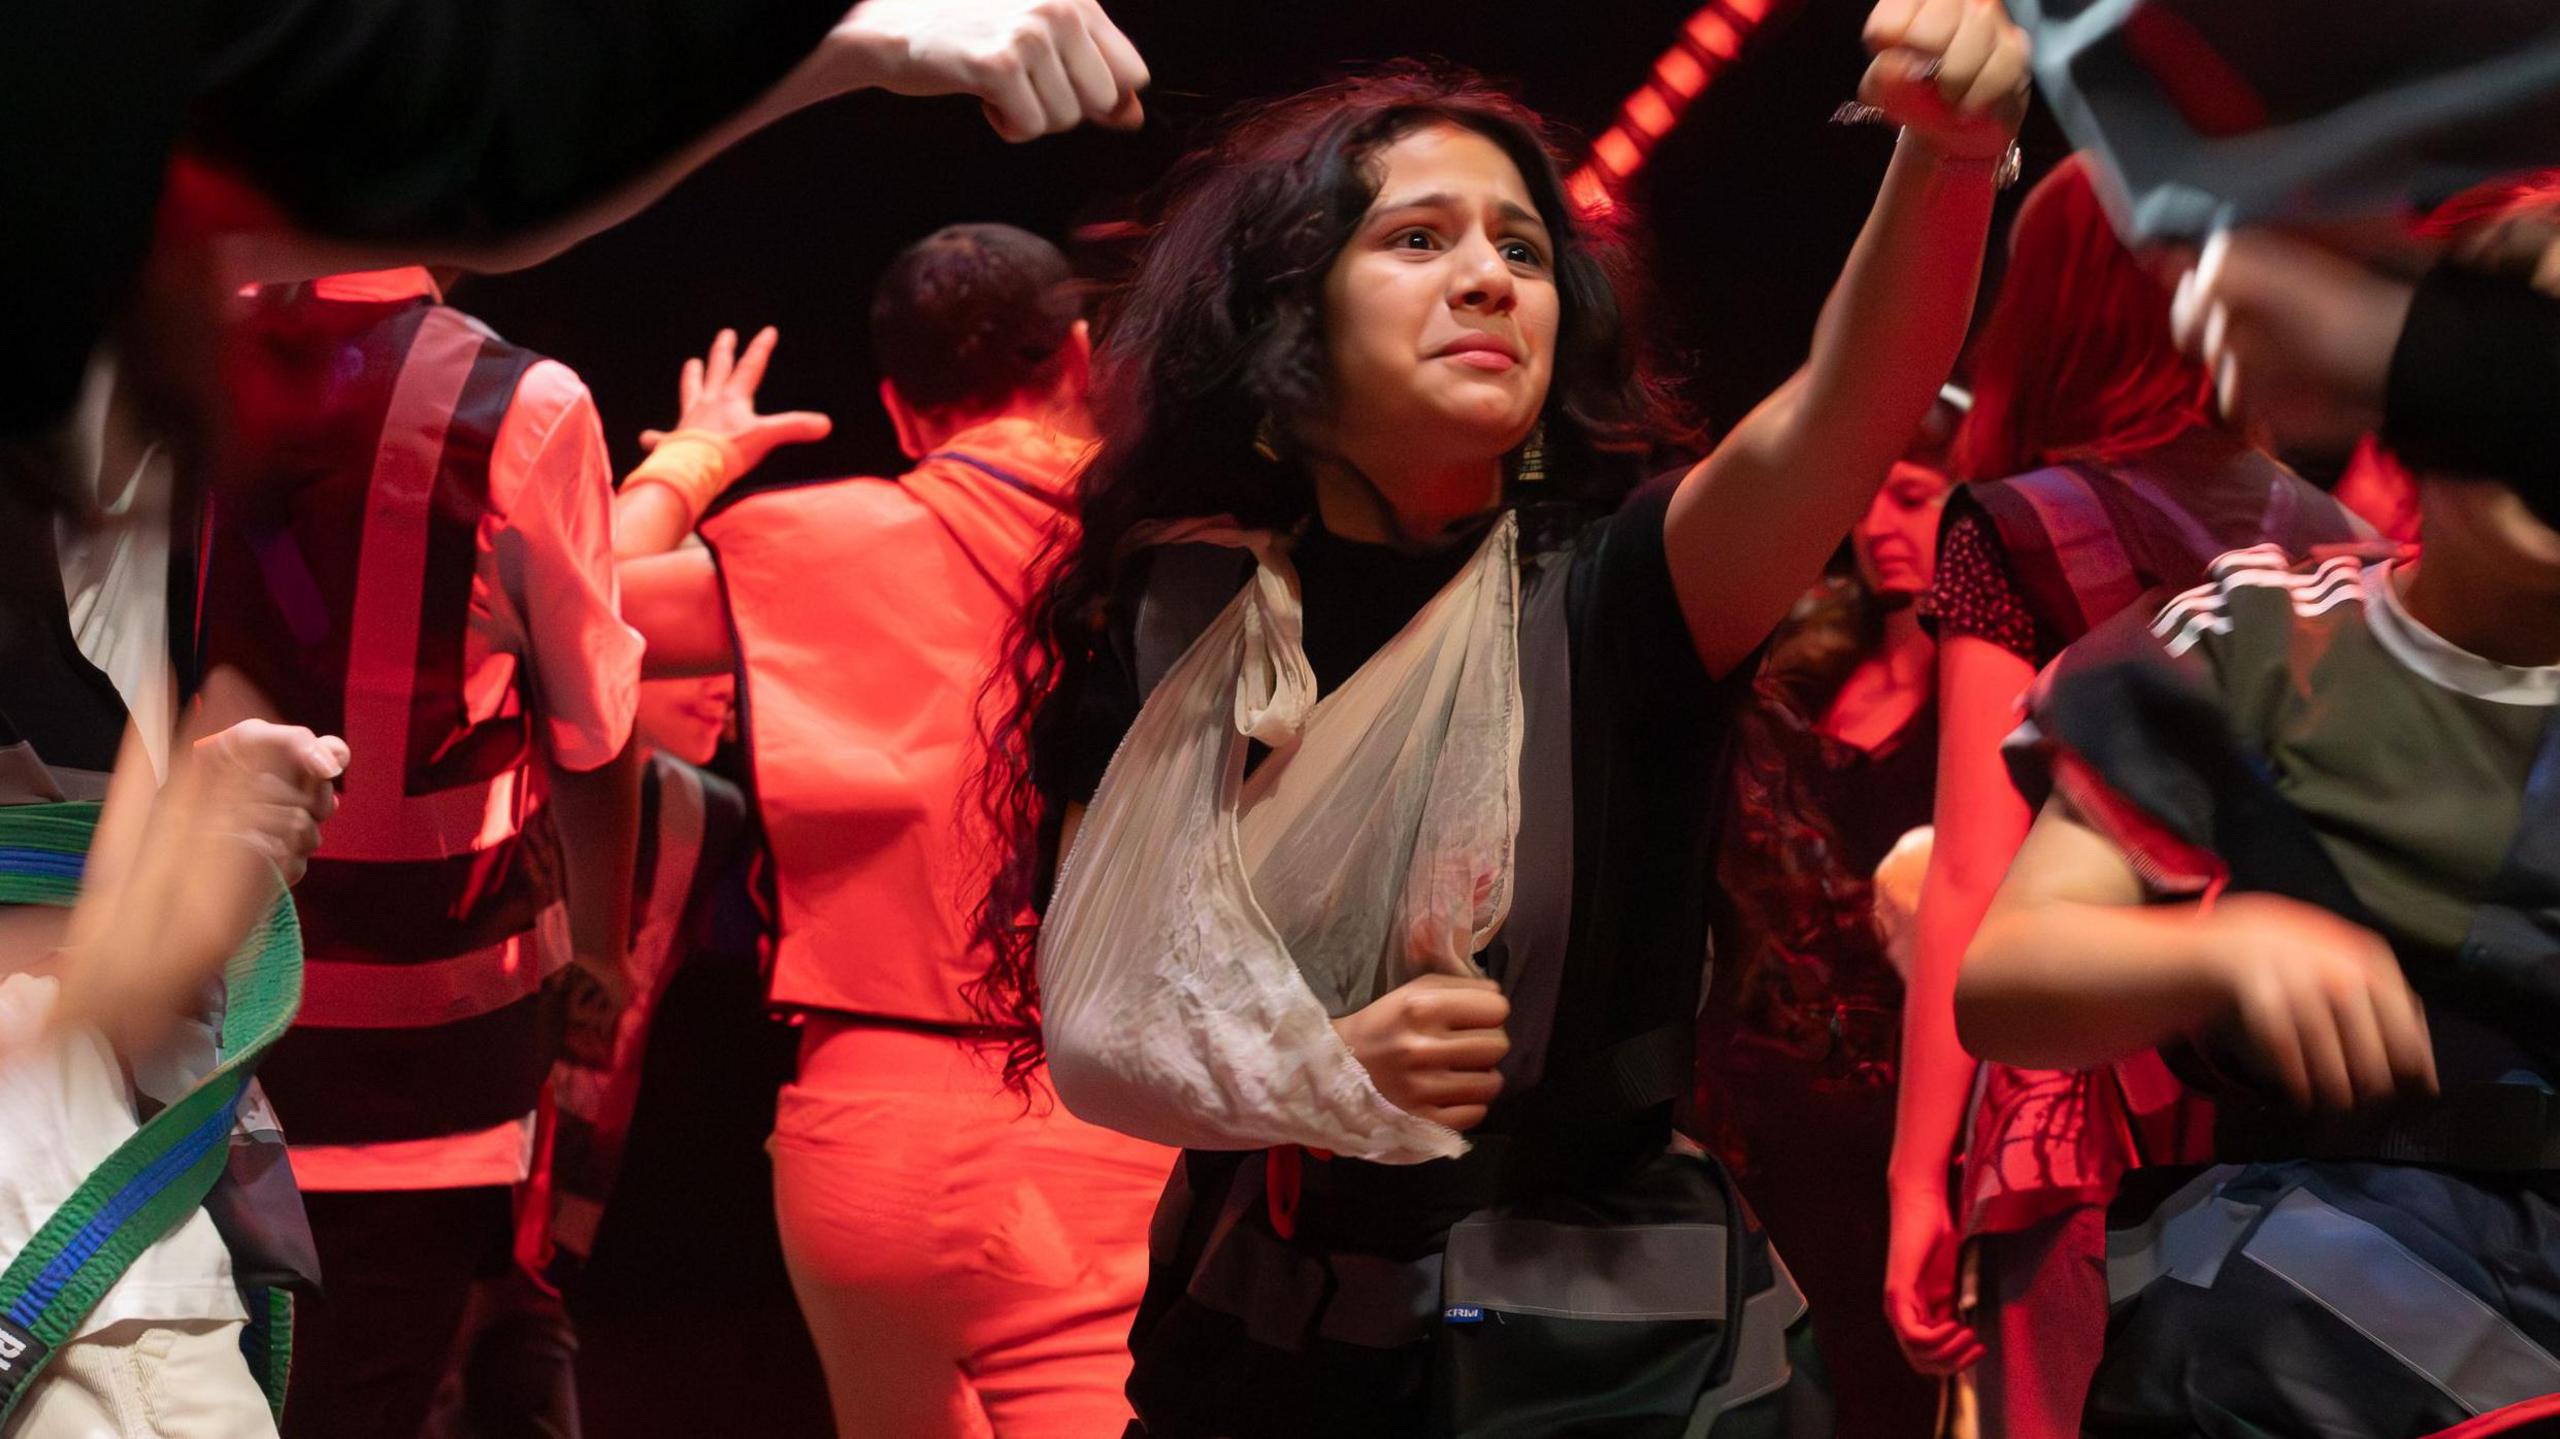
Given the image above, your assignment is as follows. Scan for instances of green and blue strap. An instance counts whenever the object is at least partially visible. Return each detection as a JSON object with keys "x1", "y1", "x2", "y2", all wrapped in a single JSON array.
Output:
[{"x1": 0, "y1": 802, "x2": 302, "y2": 1428}]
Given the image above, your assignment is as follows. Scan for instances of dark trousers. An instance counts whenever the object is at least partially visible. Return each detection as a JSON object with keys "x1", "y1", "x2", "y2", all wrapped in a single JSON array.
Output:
[
  {"x1": 285, "y1": 1185, "x2": 514, "y2": 1439},
  {"x1": 426, "y1": 1268, "x2": 582, "y2": 1439}
]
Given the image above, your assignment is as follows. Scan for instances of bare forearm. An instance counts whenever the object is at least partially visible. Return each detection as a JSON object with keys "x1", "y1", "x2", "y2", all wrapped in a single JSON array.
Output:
[
  {"x1": 614, "y1": 484, "x2": 698, "y2": 560},
  {"x1": 1889, "y1": 899, "x2": 1987, "y2": 1193},
  {"x1": 1957, "y1": 900, "x2": 2223, "y2": 1070},
  {"x1": 1802, "y1": 135, "x2": 1998, "y2": 467},
  {"x1": 1887, "y1": 638, "x2": 2037, "y2": 1190},
  {"x1": 1665, "y1": 141, "x2": 2000, "y2": 675}
]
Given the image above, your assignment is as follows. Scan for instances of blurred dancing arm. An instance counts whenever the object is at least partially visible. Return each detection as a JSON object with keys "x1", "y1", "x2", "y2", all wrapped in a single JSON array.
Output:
[
  {"x1": 2171, "y1": 226, "x2": 2560, "y2": 511},
  {"x1": 15, "y1": 700, "x2": 345, "y2": 1056},
  {"x1": 213, "y1": 0, "x2": 1152, "y2": 284},
  {"x1": 1958, "y1": 799, "x2": 2436, "y2": 1112},
  {"x1": 1662, "y1": 0, "x2": 2025, "y2": 678}
]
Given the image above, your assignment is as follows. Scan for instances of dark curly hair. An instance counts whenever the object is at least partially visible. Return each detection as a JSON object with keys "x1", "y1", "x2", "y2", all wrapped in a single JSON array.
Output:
[{"x1": 967, "y1": 65, "x2": 1685, "y2": 1088}]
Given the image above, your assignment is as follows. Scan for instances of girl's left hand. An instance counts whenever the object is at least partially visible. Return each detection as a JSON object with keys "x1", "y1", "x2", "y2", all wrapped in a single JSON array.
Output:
[{"x1": 1859, "y1": 0, "x2": 2032, "y2": 163}]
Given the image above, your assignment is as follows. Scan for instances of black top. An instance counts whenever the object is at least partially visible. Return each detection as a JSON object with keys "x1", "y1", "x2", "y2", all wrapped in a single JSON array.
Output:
[
  {"x1": 1061, "y1": 471, "x2": 1753, "y2": 1157},
  {"x1": 1064, "y1": 515, "x2": 1479, "y2": 797}
]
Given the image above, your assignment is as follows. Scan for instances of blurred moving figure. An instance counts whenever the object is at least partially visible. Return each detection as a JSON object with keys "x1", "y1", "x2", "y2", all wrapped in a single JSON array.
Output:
[
  {"x1": 0, "y1": 394, "x2": 343, "y2": 1433},
  {"x1": 1958, "y1": 189, "x2": 2560, "y2": 1432}
]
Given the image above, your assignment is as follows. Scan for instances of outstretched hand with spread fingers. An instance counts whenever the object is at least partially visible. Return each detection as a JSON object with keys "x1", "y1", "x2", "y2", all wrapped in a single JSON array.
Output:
[{"x1": 639, "y1": 326, "x2": 834, "y2": 476}]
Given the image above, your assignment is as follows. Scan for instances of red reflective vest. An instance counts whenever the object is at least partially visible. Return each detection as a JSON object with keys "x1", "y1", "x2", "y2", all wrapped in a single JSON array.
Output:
[{"x1": 200, "y1": 290, "x2": 559, "y2": 1147}]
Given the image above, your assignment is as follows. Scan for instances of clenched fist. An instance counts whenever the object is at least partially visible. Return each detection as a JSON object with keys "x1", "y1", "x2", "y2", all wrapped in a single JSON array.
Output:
[
  {"x1": 835, "y1": 0, "x2": 1151, "y2": 142},
  {"x1": 1860, "y1": 0, "x2": 2032, "y2": 164},
  {"x1": 1332, "y1": 973, "x2": 1511, "y2": 1132}
]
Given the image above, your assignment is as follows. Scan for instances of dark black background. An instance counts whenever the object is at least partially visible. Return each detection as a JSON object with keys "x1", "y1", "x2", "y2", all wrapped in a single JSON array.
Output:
[{"x1": 464, "y1": 0, "x2": 2066, "y2": 488}]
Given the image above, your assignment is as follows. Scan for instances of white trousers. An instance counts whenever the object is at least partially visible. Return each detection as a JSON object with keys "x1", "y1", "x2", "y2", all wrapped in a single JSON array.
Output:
[{"x1": 10, "y1": 1320, "x2": 277, "y2": 1439}]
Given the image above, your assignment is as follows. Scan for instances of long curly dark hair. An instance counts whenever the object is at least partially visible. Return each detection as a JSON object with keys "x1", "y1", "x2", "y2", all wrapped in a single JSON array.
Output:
[{"x1": 968, "y1": 66, "x2": 1683, "y2": 1087}]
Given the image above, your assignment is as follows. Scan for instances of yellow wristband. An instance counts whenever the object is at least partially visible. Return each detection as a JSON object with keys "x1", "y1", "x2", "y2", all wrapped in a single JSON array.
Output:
[{"x1": 622, "y1": 429, "x2": 743, "y2": 526}]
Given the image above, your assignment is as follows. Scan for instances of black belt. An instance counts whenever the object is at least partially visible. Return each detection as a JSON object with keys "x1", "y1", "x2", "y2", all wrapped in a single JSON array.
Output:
[{"x1": 2218, "y1": 1082, "x2": 2560, "y2": 1170}]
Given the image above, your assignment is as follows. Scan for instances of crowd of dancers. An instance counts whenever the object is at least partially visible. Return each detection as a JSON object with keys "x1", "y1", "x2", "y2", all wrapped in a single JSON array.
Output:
[{"x1": 4, "y1": 0, "x2": 2559, "y2": 1436}]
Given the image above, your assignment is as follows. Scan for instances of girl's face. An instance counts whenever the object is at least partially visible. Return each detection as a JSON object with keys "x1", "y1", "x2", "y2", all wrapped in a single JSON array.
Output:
[
  {"x1": 636, "y1": 673, "x2": 735, "y2": 767},
  {"x1": 1854, "y1": 461, "x2": 1951, "y2": 598},
  {"x1": 1313, "y1": 123, "x2": 1562, "y2": 479}
]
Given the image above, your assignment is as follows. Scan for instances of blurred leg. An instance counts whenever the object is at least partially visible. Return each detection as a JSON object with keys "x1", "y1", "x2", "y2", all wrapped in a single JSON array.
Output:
[{"x1": 286, "y1": 1186, "x2": 509, "y2": 1439}]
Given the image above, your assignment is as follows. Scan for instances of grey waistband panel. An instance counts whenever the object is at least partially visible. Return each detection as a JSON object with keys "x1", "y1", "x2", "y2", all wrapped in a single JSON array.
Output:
[
  {"x1": 1682, "y1": 1252, "x2": 1811, "y2": 1438},
  {"x1": 2239, "y1": 1187, "x2": 2560, "y2": 1416},
  {"x1": 2106, "y1": 1165, "x2": 2262, "y2": 1303},
  {"x1": 1443, "y1": 1218, "x2": 1729, "y2": 1322}
]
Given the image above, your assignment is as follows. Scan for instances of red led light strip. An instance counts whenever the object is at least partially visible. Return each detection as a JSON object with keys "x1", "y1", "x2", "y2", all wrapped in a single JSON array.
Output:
[{"x1": 1569, "y1": 0, "x2": 1789, "y2": 217}]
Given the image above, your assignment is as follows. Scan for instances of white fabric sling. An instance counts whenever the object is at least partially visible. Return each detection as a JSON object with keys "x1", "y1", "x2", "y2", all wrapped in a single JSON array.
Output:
[{"x1": 1039, "y1": 513, "x2": 1524, "y2": 1164}]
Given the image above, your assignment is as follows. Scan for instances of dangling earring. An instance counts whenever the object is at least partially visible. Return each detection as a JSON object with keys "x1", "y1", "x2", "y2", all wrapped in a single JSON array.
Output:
[
  {"x1": 1513, "y1": 420, "x2": 1549, "y2": 486},
  {"x1": 1253, "y1": 413, "x2": 1282, "y2": 464}
]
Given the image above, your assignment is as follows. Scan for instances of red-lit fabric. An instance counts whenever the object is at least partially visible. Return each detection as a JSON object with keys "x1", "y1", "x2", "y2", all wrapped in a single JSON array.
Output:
[
  {"x1": 704, "y1": 417, "x2": 1085, "y2": 1023},
  {"x1": 1951, "y1": 155, "x2": 2215, "y2": 486},
  {"x1": 770, "y1": 1022, "x2": 1169, "y2": 1438},
  {"x1": 1968, "y1": 1207, "x2": 2109, "y2": 1439}
]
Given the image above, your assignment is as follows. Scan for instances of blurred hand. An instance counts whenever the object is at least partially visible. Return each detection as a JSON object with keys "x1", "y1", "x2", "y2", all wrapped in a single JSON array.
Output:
[
  {"x1": 1331, "y1": 973, "x2": 1510, "y2": 1131},
  {"x1": 1861, "y1": 0, "x2": 2031, "y2": 164},
  {"x1": 834, "y1": 0, "x2": 1150, "y2": 141},
  {"x1": 53, "y1": 717, "x2": 346, "y2": 1050},
  {"x1": 2451, "y1": 212, "x2": 2560, "y2": 297},
  {"x1": 1885, "y1": 1180, "x2": 1983, "y2": 1375},
  {"x1": 2169, "y1": 229, "x2": 2415, "y2": 458},
  {"x1": 638, "y1": 326, "x2": 833, "y2": 477},
  {"x1": 555, "y1": 955, "x2": 630, "y2": 1070},
  {"x1": 188, "y1": 719, "x2": 347, "y2": 885},
  {"x1": 2198, "y1": 892, "x2": 2437, "y2": 1112}
]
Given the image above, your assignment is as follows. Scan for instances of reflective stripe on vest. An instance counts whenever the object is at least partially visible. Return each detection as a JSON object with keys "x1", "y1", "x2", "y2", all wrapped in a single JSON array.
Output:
[
  {"x1": 2110, "y1": 1166, "x2": 2560, "y2": 1417},
  {"x1": 199, "y1": 294, "x2": 554, "y2": 1149},
  {"x1": 202, "y1": 299, "x2": 553, "y2": 1041}
]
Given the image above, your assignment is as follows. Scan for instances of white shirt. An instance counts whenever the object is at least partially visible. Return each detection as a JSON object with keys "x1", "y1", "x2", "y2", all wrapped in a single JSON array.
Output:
[{"x1": 0, "y1": 350, "x2": 242, "y2": 1336}]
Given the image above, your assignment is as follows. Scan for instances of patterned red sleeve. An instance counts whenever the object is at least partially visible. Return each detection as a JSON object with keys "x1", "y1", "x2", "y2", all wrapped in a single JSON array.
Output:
[{"x1": 1921, "y1": 510, "x2": 2039, "y2": 660}]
